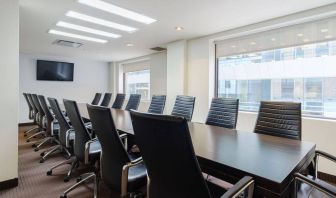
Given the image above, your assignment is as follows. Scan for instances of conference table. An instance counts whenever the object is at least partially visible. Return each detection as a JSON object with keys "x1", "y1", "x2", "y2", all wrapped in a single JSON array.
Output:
[{"x1": 76, "y1": 103, "x2": 316, "y2": 197}]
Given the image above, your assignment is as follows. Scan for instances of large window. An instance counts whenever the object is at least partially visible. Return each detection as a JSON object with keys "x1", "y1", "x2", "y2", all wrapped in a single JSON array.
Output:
[
  {"x1": 124, "y1": 70, "x2": 150, "y2": 100},
  {"x1": 216, "y1": 40, "x2": 336, "y2": 118}
]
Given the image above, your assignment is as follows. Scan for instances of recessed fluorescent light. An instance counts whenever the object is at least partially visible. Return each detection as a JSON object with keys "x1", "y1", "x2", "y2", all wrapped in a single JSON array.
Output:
[
  {"x1": 175, "y1": 26, "x2": 184, "y2": 31},
  {"x1": 78, "y1": 0, "x2": 156, "y2": 24},
  {"x1": 250, "y1": 41, "x2": 256, "y2": 45},
  {"x1": 271, "y1": 38, "x2": 276, "y2": 41},
  {"x1": 321, "y1": 29, "x2": 329, "y2": 33},
  {"x1": 231, "y1": 45, "x2": 236, "y2": 48},
  {"x1": 66, "y1": 11, "x2": 137, "y2": 32},
  {"x1": 48, "y1": 29, "x2": 108, "y2": 43},
  {"x1": 297, "y1": 33, "x2": 304, "y2": 37},
  {"x1": 56, "y1": 21, "x2": 121, "y2": 38},
  {"x1": 325, "y1": 35, "x2": 333, "y2": 39},
  {"x1": 126, "y1": 43, "x2": 134, "y2": 47},
  {"x1": 303, "y1": 38, "x2": 310, "y2": 42}
]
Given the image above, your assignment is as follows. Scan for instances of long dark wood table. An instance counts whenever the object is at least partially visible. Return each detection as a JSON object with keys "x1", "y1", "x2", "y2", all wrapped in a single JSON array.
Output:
[{"x1": 76, "y1": 103, "x2": 316, "y2": 197}]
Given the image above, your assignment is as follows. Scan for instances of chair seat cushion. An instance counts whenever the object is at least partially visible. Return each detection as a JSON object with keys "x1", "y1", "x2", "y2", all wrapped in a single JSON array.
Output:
[{"x1": 127, "y1": 153, "x2": 147, "y2": 192}]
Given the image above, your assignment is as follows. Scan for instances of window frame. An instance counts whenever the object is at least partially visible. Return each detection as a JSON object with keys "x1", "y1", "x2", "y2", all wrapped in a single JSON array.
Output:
[{"x1": 123, "y1": 69, "x2": 151, "y2": 101}]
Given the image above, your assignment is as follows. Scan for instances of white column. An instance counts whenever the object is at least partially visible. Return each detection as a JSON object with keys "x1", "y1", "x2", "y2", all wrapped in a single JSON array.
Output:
[{"x1": 0, "y1": 0, "x2": 19, "y2": 183}]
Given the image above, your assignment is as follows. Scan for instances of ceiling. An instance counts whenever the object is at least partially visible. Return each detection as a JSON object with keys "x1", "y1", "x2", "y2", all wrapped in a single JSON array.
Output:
[{"x1": 19, "y1": 0, "x2": 336, "y2": 62}]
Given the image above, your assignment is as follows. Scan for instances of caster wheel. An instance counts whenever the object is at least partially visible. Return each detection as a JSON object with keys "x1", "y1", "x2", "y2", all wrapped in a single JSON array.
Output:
[
  {"x1": 34, "y1": 148, "x2": 39, "y2": 152},
  {"x1": 60, "y1": 195, "x2": 67, "y2": 198},
  {"x1": 32, "y1": 144, "x2": 36, "y2": 148},
  {"x1": 24, "y1": 134, "x2": 27, "y2": 137},
  {"x1": 64, "y1": 177, "x2": 69, "y2": 182},
  {"x1": 46, "y1": 170, "x2": 52, "y2": 176},
  {"x1": 26, "y1": 140, "x2": 30, "y2": 143},
  {"x1": 76, "y1": 177, "x2": 82, "y2": 182},
  {"x1": 40, "y1": 152, "x2": 45, "y2": 157},
  {"x1": 39, "y1": 159, "x2": 44, "y2": 163}
]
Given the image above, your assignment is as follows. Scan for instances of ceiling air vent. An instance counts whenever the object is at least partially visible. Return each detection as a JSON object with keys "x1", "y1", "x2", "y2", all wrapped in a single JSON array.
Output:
[
  {"x1": 52, "y1": 40, "x2": 83, "y2": 48},
  {"x1": 150, "y1": 47, "x2": 166, "y2": 52}
]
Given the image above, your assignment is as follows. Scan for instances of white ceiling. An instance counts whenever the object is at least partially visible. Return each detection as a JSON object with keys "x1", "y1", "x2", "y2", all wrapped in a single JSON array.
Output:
[{"x1": 19, "y1": 0, "x2": 336, "y2": 62}]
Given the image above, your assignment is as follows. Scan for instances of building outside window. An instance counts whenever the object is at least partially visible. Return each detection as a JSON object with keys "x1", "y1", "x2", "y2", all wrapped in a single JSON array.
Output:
[
  {"x1": 216, "y1": 40, "x2": 336, "y2": 118},
  {"x1": 124, "y1": 69, "x2": 150, "y2": 100}
]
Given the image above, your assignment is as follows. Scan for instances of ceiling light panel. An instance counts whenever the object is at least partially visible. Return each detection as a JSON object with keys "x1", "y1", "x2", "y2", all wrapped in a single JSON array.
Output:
[
  {"x1": 66, "y1": 11, "x2": 137, "y2": 32},
  {"x1": 48, "y1": 29, "x2": 108, "y2": 43},
  {"x1": 78, "y1": 0, "x2": 156, "y2": 24},
  {"x1": 56, "y1": 21, "x2": 121, "y2": 38}
]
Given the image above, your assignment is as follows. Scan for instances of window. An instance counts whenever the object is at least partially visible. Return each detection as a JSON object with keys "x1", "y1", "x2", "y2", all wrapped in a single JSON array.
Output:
[
  {"x1": 216, "y1": 40, "x2": 336, "y2": 118},
  {"x1": 124, "y1": 70, "x2": 150, "y2": 100}
]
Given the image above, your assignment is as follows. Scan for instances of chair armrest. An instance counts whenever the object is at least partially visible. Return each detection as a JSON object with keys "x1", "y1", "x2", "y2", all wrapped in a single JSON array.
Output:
[
  {"x1": 316, "y1": 150, "x2": 336, "y2": 163},
  {"x1": 119, "y1": 133, "x2": 127, "y2": 140},
  {"x1": 221, "y1": 176, "x2": 254, "y2": 198},
  {"x1": 295, "y1": 173, "x2": 336, "y2": 197},
  {"x1": 65, "y1": 128, "x2": 75, "y2": 148},
  {"x1": 84, "y1": 138, "x2": 99, "y2": 164},
  {"x1": 121, "y1": 157, "x2": 144, "y2": 196}
]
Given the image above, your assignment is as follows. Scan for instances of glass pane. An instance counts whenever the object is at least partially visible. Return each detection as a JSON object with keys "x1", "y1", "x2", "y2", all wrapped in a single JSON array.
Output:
[{"x1": 125, "y1": 70, "x2": 150, "y2": 100}]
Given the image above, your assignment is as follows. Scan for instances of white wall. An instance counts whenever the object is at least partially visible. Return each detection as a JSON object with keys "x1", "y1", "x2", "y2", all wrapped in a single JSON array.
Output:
[
  {"x1": 0, "y1": 0, "x2": 19, "y2": 182},
  {"x1": 185, "y1": 5, "x2": 336, "y2": 175},
  {"x1": 19, "y1": 53, "x2": 109, "y2": 123}
]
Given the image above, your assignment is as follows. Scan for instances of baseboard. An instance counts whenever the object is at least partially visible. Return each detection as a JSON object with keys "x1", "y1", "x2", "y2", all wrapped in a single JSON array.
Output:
[
  {"x1": 318, "y1": 171, "x2": 336, "y2": 184},
  {"x1": 0, "y1": 178, "x2": 18, "y2": 191},
  {"x1": 18, "y1": 122, "x2": 34, "y2": 127}
]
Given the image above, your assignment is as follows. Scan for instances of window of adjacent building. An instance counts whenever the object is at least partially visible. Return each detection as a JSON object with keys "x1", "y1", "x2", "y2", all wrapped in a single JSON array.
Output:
[
  {"x1": 124, "y1": 70, "x2": 150, "y2": 100},
  {"x1": 215, "y1": 16, "x2": 336, "y2": 119}
]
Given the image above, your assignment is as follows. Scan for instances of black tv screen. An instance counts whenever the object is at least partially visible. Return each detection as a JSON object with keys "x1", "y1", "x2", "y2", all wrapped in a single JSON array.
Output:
[{"x1": 36, "y1": 60, "x2": 74, "y2": 81}]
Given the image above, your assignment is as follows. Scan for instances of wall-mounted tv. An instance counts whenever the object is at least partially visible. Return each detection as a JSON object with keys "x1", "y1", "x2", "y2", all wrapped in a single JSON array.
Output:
[{"x1": 36, "y1": 60, "x2": 74, "y2": 81}]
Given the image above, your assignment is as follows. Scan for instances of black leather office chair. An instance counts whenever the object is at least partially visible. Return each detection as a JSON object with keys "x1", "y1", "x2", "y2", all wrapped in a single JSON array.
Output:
[
  {"x1": 23, "y1": 93, "x2": 39, "y2": 137},
  {"x1": 171, "y1": 95, "x2": 195, "y2": 122},
  {"x1": 87, "y1": 104, "x2": 147, "y2": 197},
  {"x1": 254, "y1": 101, "x2": 302, "y2": 140},
  {"x1": 91, "y1": 93, "x2": 102, "y2": 105},
  {"x1": 34, "y1": 95, "x2": 60, "y2": 159},
  {"x1": 148, "y1": 95, "x2": 166, "y2": 114},
  {"x1": 100, "y1": 92, "x2": 112, "y2": 107},
  {"x1": 26, "y1": 94, "x2": 46, "y2": 142},
  {"x1": 130, "y1": 111, "x2": 254, "y2": 198},
  {"x1": 112, "y1": 93, "x2": 126, "y2": 109},
  {"x1": 206, "y1": 98, "x2": 239, "y2": 129},
  {"x1": 295, "y1": 150, "x2": 336, "y2": 198},
  {"x1": 125, "y1": 94, "x2": 141, "y2": 111},
  {"x1": 46, "y1": 98, "x2": 75, "y2": 181},
  {"x1": 60, "y1": 99, "x2": 101, "y2": 198}
]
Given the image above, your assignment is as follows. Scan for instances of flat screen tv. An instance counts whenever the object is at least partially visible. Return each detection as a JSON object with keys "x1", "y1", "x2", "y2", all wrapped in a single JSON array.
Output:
[{"x1": 36, "y1": 60, "x2": 74, "y2": 81}]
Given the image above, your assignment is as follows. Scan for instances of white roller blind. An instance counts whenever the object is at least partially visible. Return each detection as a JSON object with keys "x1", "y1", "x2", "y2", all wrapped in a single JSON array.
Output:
[
  {"x1": 216, "y1": 16, "x2": 336, "y2": 58},
  {"x1": 123, "y1": 60, "x2": 150, "y2": 73}
]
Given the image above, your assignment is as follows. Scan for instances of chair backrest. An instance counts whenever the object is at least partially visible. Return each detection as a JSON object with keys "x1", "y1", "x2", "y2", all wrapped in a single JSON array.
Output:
[
  {"x1": 64, "y1": 99, "x2": 92, "y2": 161},
  {"x1": 38, "y1": 95, "x2": 54, "y2": 136},
  {"x1": 27, "y1": 93, "x2": 38, "y2": 113},
  {"x1": 100, "y1": 92, "x2": 112, "y2": 107},
  {"x1": 206, "y1": 98, "x2": 239, "y2": 129},
  {"x1": 32, "y1": 94, "x2": 45, "y2": 117},
  {"x1": 171, "y1": 95, "x2": 195, "y2": 122},
  {"x1": 23, "y1": 93, "x2": 33, "y2": 111},
  {"x1": 91, "y1": 93, "x2": 102, "y2": 105},
  {"x1": 148, "y1": 95, "x2": 166, "y2": 114},
  {"x1": 87, "y1": 104, "x2": 131, "y2": 190},
  {"x1": 125, "y1": 94, "x2": 141, "y2": 111},
  {"x1": 130, "y1": 111, "x2": 211, "y2": 198},
  {"x1": 112, "y1": 93, "x2": 126, "y2": 109},
  {"x1": 48, "y1": 98, "x2": 70, "y2": 146},
  {"x1": 254, "y1": 101, "x2": 302, "y2": 140}
]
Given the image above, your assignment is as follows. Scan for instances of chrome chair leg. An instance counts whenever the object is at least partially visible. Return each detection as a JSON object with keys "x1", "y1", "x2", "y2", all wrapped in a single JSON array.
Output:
[
  {"x1": 34, "y1": 137, "x2": 53, "y2": 151},
  {"x1": 40, "y1": 145, "x2": 61, "y2": 163},
  {"x1": 46, "y1": 157, "x2": 74, "y2": 176},
  {"x1": 24, "y1": 126, "x2": 39, "y2": 136},
  {"x1": 26, "y1": 130, "x2": 45, "y2": 142},
  {"x1": 60, "y1": 173, "x2": 97, "y2": 198}
]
